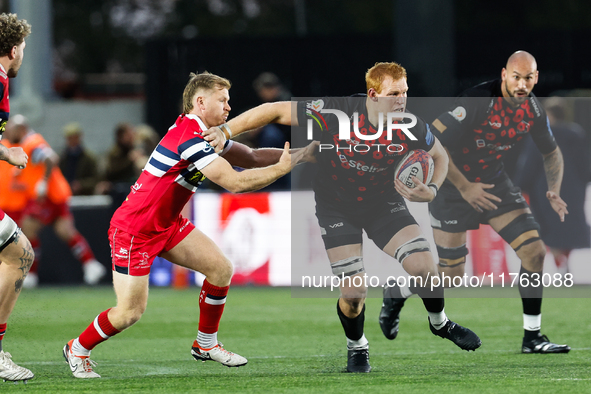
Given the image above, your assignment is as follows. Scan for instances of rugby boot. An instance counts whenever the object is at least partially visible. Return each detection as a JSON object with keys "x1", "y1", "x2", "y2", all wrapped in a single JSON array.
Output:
[
  {"x1": 346, "y1": 346, "x2": 371, "y2": 373},
  {"x1": 429, "y1": 318, "x2": 482, "y2": 351},
  {"x1": 522, "y1": 333, "x2": 570, "y2": 354},
  {"x1": 379, "y1": 282, "x2": 406, "y2": 340}
]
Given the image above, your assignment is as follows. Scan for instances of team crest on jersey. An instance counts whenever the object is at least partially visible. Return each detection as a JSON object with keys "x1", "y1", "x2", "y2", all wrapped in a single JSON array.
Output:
[
  {"x1": 450, "y1": 106, "x2": 466, "y2": 122},
  {"x1": 306, "y1": 99, "x2": 328, "y2": 131}
]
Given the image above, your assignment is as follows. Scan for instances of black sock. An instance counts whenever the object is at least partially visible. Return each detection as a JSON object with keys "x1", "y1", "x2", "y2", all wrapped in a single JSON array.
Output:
[
  {"x1": 524, "y1": 329, "x2": 541, "y2": 341},
  {"x1": 336, "y1": 300, "x2": 365, "y2": 341},
  {"x1": 410, "y1": 282, "x2": 445, "y2": 313},
  {"x1": 518, "y1": 266, "x2": 543, "y2": 315}
]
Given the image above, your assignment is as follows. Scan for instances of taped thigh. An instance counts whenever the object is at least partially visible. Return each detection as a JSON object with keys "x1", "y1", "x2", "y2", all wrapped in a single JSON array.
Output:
[
  {"x1": 331, "y1": 256, "x2": 365, "y2": 277},
  {"x1": 498, "y1": 213, "x2": 541, "y2": 252},
  {"x1": 436, "y1": 244, "x2": 468, "y2": 268},
  {"x1": 0, "y1": 214, "x2": 18, "y2": 254},
  {"x1": 394, "y1": 236, "x2": 431, "y2": 264}
]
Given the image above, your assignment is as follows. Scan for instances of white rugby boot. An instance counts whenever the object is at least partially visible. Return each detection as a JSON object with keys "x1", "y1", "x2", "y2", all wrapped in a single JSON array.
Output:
[{"x1": 0, "y1": 351, "x2": 34, "y2": 382}]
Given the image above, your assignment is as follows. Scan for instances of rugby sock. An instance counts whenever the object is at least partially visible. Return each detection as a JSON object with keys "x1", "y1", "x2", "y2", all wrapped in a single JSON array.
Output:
[
  {"x1": 29, "y1": 238, "x2": 41, "y2": 274},
  {"x1": 518, "y1": 266, "x2": 543, "y2": 339},
  {"x1": 196, "y1": 280, "x2": 228, "y2": 350},
  {"x1": 336, "y1": 300, "x2": 365, "y2": 343},
  {"x1": 523, "y1": 313, "x2": 542, "y2": 341},
  {"x1": 69, "y1": 233, "x2": 95, "y2": 264},
  {"x1": 76, "y1": 308, "x2": 121, "y2": 354},
  {"x1": 428, "y1": 309, "x2": 449, "y2": 330},
  {"x1": 0, "y1": 323, "x2": 6, "y2": 352},
  {"x1": 386, "y1": 277, "x2": 413, "y2": 299}
]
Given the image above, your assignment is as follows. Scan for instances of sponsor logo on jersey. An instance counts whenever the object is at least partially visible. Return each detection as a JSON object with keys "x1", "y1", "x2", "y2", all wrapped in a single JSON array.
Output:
[
  {"x1": 530, "y1": 98, "x2": 541, "y2": 117},
  {"x1": 329, "y1": 222, "x2": 344, "y2": 229},
  {"x1": 444, "y1": 220, "x2": 457, "y2": 225},
  {"x1": 389, "y1": 202, "x2": 406, "y2": 213},
  {"x1": 450, "y1": 106, "x2": 466, "y2": 122},
  {"x1": 489, "y1": 120, "x2": 502, "y2": 129},
  {"x1": 476, "y1": 139, "x2": 485, "y2": 148}
]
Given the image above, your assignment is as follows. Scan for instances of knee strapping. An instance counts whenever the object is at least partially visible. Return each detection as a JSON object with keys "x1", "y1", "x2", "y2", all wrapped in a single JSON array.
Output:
[
  {"x1": 331, "y1": 256, "x2": 365, "y2": 277},
  {"x1": 394, "y1": 236, "x2": 431, "y2": 264},
  {"x1": 436, "y1": 244, "x2": 468, "y2": 268},
  {"x1": 498, "y1": 214, "x2": 541, "y2": 251}
]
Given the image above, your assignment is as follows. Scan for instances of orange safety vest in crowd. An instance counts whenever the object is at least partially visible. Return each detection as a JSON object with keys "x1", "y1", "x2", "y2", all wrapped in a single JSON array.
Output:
[{"x1": 0, "y1": 132, "x2": 71, "y2": 211}]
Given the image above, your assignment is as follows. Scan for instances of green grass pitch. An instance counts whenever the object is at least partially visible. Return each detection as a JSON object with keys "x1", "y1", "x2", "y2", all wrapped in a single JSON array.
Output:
[{"x1": 3, "y1": 286, "x2": 590, "y2": 393}]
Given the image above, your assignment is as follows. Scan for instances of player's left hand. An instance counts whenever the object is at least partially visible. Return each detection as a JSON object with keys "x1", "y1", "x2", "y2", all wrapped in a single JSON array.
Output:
[
  {"x1": 395, "y1": 176, "x2": 434, "y2": 202},
  {"x1": 546, "y1": 191, "x2": 568, "y2": 222},
  {"x1": 202, "y1": 126, "x2": 226, "y2": 153}
]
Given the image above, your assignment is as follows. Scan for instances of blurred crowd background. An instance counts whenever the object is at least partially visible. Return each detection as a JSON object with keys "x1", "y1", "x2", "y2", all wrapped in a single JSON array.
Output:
[{"x1": 2, "y1": 0, "x2": 591, "y2": 285}]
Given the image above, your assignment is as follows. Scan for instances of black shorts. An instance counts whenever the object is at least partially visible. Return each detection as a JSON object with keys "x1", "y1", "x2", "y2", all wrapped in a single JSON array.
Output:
[
  {"x1": 314, "y1": 193, "x2": 417, "y2": 250},
  {"x1": 429, "y1": 173, "x2": 530, "y2": 233}
]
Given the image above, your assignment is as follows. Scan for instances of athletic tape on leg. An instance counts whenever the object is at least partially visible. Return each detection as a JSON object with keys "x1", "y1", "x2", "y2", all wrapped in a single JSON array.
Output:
[
  {"x1": 331, "y1": 256, "x2": 365, "y2": 277},
  {"x1": 498, "y1": 214, "x2": 541, "y2": 251},
  {"x1": 394, "y1": 236, "x2": 431, "y2": 264}
]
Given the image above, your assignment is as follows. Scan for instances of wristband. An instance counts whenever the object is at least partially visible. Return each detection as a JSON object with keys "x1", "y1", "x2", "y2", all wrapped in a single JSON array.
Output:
[
  {"x1": 219, "y1": 123, "x2": 232, "y2": 139},
  {"x1": 428, "y1": 183, "x2": 438, "y2": 198}
]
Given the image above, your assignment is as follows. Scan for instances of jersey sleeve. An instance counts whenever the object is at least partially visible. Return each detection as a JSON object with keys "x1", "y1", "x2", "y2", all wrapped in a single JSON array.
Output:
[
  {"x1": 431, "y1": 95, "x2": 488, "y2": 150},
  {"x1": 529, "y1": 103, "x2": 557, "y2": 155},
  {"x1": 178, "y1": 135, "x2": 219, "y2": 170},
  {"x1": 408, "y1": 116, "x2": 436, "y2": 152}
]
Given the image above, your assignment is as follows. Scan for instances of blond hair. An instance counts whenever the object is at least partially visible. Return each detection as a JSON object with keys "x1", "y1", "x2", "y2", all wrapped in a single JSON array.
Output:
[
  {"x1": 365, "y1": 62, "x2": 407, "y2": 93},
  {"x1": 0, "y1": 13, "x2": 31, "y2": 57},
  {"x1": 182, "y1": 71, "x2": 231, "y2": 114}
]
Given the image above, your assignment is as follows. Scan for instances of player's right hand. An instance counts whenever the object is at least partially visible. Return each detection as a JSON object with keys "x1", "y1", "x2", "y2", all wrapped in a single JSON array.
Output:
[
  {"x1": 7, "y1": 146, "x2": 28, "y2": 169},
  {"x1": 459, "y1": 182, "x2": 502, "y2": 212},
  {"x1": 202, "y1": 126, "x2": 226, "y2": 153},
  {"x1": 278, "y1": 141, "x2": 292, "y2": 172}
]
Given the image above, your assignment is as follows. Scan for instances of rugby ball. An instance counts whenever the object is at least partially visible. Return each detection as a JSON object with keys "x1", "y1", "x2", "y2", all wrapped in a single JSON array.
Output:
[{"x1": 394, "y1": 149, "x2": 434, "y2": 188}]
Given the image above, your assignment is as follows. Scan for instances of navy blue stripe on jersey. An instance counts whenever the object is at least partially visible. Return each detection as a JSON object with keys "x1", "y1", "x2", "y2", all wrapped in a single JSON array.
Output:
[
  {"x1": 156, "y1": 144, "x2": 181, "y2": 161},
  {"x1": 144, "y1": 144, "x2": 181, "y2": 177},
  {"x1": 179, "y1": 137, "x2": 215, "y2": 163}
]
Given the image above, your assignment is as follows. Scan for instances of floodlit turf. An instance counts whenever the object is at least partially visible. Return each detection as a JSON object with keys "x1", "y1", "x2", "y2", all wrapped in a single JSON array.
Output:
[{"x1": 3, "y1": 286, "x2": 590, "y2": 393}]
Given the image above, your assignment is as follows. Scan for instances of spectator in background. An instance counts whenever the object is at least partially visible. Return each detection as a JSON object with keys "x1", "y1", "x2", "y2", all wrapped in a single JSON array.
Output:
[
  {"x1": 513, "y1": 97, "x2": 591, "y2": 272},
  {"x1": 59, "y1": 122, "x2": 99, "y2": 196},
  {"x1": 0, "y1": 115, "x2": 106, "y2": 287},
  {"x1": 96, "y1": 122, "x2": 142, "y2": 209},
  {"x1": 133, "y1": 123, "x2": 160, "y2": 170}
]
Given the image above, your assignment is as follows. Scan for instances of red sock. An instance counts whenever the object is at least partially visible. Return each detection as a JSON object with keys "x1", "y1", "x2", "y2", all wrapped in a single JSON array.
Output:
[
  {"x1": 68, "y1": 233, "x2": 95, "y2": 264},
  {"x1": 29, "y1": 238, "x2": 41, "y2": 274},
  {"x1": 198, "y1": 280, "x2": 229, "y2": 334},
  {"x1": 78, "y1": 309, "x2": 121, "y2": 350},
  {"x1": 0, "y1": 323, "x2": 6, "y2": 341}
]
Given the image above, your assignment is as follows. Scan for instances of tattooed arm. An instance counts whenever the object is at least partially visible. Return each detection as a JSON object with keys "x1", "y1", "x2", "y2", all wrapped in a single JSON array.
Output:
[{"x1": 542, "y1": 146, "x2": 568, "y2": 222}]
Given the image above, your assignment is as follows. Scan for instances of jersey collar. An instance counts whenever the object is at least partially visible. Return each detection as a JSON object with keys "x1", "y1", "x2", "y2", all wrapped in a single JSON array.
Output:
[{"x1": 185, "y1": 114, "x2": 208, "y2": 131}]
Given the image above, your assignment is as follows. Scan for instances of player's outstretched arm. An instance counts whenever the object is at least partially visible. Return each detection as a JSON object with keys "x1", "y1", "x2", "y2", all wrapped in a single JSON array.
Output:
[
  {"x1": 0, "y1": 144, "x2": 28, "y2": 168},
  {"x1": 444, "y1": 148, "x2": 501, "y2": 212},
  {"x1": 542, "y1": 146, "x2": 568, "y2": 221},
  {"x1": 201, "y1": 142, "x2": 292, "y2": 193},
  {"x1": 203, "y1": 101, "x2": 297, "y2": 152},
  {"x1": 223, "y1": 140, "x2": 319, "y2": 169}
]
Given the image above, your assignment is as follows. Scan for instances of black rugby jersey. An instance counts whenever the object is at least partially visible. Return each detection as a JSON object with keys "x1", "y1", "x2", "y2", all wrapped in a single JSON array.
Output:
[
  {"x1": 297, "y1": 96, "x2": 435, "y2": 204},
  {"x1": 431, "y1": 80, "x2": 556, "y2": 183}
]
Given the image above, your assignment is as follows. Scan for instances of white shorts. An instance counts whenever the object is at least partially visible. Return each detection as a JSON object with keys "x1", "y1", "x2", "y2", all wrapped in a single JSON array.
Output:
[{"x1": 0, "y1": 213, "x2": 18, "y2": 253}]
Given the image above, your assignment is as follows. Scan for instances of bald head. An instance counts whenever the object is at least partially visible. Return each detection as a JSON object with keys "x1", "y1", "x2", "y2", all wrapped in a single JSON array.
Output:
[
  {"x1": 506, "y1": 51, "x2": 537, "y2": 71},
  {"x1": 501, "y1": 51, "x2": 539, "y2": 105}
]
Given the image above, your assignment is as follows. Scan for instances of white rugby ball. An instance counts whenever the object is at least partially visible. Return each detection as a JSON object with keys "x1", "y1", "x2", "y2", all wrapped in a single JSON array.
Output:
[{"x1": 394, "y1": 149, "x2": 434, "y2": 188}]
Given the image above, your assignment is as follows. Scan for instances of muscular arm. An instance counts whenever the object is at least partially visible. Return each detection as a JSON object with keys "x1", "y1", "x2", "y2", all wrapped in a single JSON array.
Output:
[
  {"x1": 204, "y1": 101, "x2": 297, "y2": 151},
  {"x1": 542, "y1": 146, "x2": 568, "y2": 221},
  {"x1": 222, "y1": 140, "x2": 317, "y2": 169},
  {"x1": 201, "y1": 143, "x2": 292, "y2": 193},
  {"x1": 427, "y1": 138, "x2": 448, "y2": 189},
  {"x1": 542, "y1": 146, "x2": 564, "y2": 195},
  {"x1": 0, "y1": 144, "x2": 28, "y2": 168}
]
